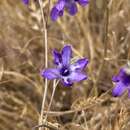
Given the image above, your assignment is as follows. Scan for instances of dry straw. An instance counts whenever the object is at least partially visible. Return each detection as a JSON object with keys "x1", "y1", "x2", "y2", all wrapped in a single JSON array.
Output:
[{"x1": 0, "y1": 0, "x2": 130, "y2": 130}]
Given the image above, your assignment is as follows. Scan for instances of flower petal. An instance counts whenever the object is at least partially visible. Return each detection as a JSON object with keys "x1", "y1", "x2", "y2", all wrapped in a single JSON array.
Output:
[
  {"x1": 41, "y1": 68, "x2": 60, "y2": 80},
  {"x1": 53, "y1": 49, "x2": 62, "y2": 65},
  {"x1": 61, "y1": 76, "x2": 73, "y2": 86},
  {"x1": 62, "y1": 45, "x2": 72, "y2": 66},
  {"x1": 56, "y1": 0, "x2": 65, "y2": 11},
  {"x1": 69, "y1": 72, "x2": 87, "y2": 82},
  {"x1": 22, "y1": 0, "x2": 29, "y2": 4},
  {"x1": 112, "y1": 68, "x2": 130, "y2": 85},
  {"x1": 62, "y1": 80, "x2": 73, "y2": 87},
  {"x1": 112, "y1": 75, "x2": 120, "y2": 82},
  {"x1": 50, "y1": 7, "x2": 60, "y2": 21},
  {"x1": 112, "y1": 82, "x2": 126, "y2": 97},
  {"x1": 67, "y1": 3, "x2": 78, "y2": 15},
  {"x1": 70, "y1": 58, "x2": 89, "y2": 71},
  {"x1": 50, "y1": 0, "x2": 65, "y2": 21},
  {"x1": 78, "y1": 0, "x2": 89, "y2": 6},
  {"x1": 112, "y1": 68, "x2": 125, "y2": 82}
]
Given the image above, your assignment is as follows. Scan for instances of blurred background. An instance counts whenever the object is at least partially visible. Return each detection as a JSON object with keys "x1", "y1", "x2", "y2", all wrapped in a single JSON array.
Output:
[{"x1": 0, "y1": 0, "x2": 130, "y2": 130}]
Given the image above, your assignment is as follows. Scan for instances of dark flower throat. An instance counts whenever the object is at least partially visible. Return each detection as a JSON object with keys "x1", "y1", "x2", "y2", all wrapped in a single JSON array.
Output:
[{"x1": 60, "y1": 67, "x2": 70, "y2": 76}]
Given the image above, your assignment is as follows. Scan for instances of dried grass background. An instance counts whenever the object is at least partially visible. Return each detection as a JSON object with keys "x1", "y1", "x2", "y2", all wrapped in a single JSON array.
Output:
[{"x1": 0, "y1": 0, "x2": 130, "y2": 130}]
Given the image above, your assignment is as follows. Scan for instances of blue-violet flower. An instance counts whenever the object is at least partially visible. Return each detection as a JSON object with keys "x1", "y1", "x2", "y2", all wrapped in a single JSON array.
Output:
[
  {"x1": 50, "y1": 0, "x2": 89, "y2": 21},
  {"x1": 41, "y1": 45, "x2": 88, "y2": 86},
  {"x1": 22, "y1": 0, "x2": 37, "y2": 5},
  {"x1": 22, "y1": 0, "x2": 29, "y2": 4},
  {"x1": 112, "y1": 65, "x2": 130, "y2": 97}
]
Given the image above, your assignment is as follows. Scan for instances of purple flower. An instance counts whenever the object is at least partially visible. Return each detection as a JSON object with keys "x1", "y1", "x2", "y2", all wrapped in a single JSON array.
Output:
[
  {"x1": 41, "y1": 45, "x2": 88, "y2": 87},
  {"x1": 112, "y1": 65, "x2": 130, "y2": 97},
  {"x1": 50, "y1": 0, "x2": 89, "y2": 21},
  {"x1": 22, "y1": 0, "x2": 29, "y2": 4},
  {"x1": 22, "y1": 0, "x2": 37, "y2": 5}
]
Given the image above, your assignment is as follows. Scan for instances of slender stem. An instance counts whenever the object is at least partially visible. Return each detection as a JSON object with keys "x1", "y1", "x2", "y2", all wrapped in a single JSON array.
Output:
[
  {"x1": 44, "y1": 80, "x2": 59, "y2": 121},
  {"x1": 38, "y1": 0, "x2": 48, "y2": 68},
  {"x1": 38, "y1": 0, "x2": 48, "y2": 130}
]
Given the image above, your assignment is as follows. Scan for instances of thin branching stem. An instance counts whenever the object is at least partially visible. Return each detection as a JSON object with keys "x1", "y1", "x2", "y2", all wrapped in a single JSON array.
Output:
[
  {"x1": 38, "y1": 0, "x2": 48, "y2": 130},
  {"x1": 44, "y1": 80, "x2": 59, "y2": 122}
]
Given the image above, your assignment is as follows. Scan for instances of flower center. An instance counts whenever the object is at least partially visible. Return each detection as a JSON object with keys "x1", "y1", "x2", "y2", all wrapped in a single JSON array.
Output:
[
  {"x1": 122, "y1": 74, "x2": 130, "y2": 85},
  {"x1": 60, "y1": 67, "x2": 70, "y2": 76}
]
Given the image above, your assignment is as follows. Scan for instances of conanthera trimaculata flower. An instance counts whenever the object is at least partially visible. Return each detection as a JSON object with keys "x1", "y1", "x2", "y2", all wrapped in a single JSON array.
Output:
[
  {"x1": 22, "y1": 0, "x2": 37, "y2": 5},
  {"x1": 112, "y1": 65, "x2": 130, "y2": 97},
  {"x1": 41, "y1": 45, "x2": 88, "y2": 86},
  {"x1": 50, "y1": 0, "x2": 89, "y2": 21},
  {"x1": 22, "y1": 0, "x2": 29, "y2": 4}
]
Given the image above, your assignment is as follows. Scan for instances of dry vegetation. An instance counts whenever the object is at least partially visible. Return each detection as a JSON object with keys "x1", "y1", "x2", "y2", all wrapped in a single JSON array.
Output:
[{"x1": 0, "y1": 0, "x2": 130, "y2": 130}]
